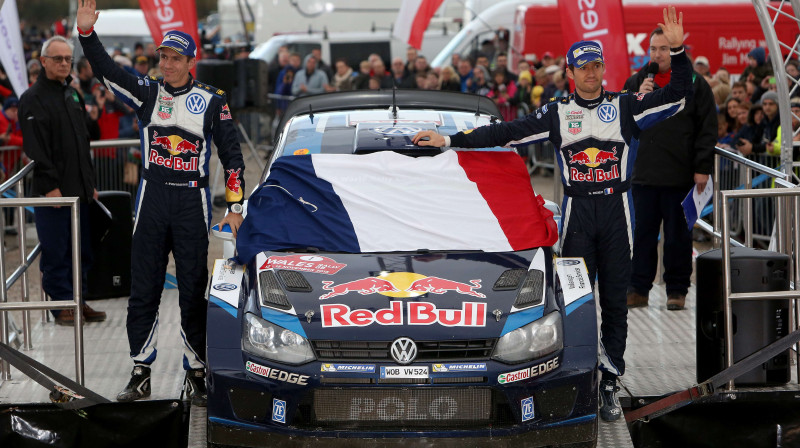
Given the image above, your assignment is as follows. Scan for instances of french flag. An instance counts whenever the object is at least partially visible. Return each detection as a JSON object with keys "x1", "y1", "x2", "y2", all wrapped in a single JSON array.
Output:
[
  {"x1": 235, "y1": 151, "x2": 558, "y2": 265},
  {"x1": 392, "y1": 0, "x2": 445, "y2": 50}
]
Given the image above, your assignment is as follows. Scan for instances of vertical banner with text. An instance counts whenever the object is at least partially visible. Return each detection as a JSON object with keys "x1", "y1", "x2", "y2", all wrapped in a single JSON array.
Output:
[
  {"x1": 393, "y1": 0, "x2": 445, "y2": 50},
  {"x1": 0, "y1": 0, "x2": 27, "y2": 96},
  {"x1": 139, "y1": 0, "x2": 201, "y2": 67},
  {"x1": 558, "y1": 0, "x2": 628, "y2": 92}
]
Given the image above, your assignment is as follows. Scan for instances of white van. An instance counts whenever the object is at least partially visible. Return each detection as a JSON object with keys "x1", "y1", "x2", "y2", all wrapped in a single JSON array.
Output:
[
  {"x1": 249, "y1": 29, "x2": 451, "y2": 70},
  {"x1": 72, "y1": 9, "x2": 153, "y2": 57}
]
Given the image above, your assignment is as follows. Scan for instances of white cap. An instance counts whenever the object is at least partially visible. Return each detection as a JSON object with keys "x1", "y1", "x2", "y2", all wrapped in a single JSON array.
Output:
[{"x1": 694, "y1": 56, "x2": 709, "y2": 67}]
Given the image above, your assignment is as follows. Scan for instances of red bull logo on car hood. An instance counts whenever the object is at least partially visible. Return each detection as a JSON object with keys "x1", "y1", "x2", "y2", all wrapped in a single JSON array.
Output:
[
  {"x1": 318, "y1": 272, "x2": 485, "y2": 300},
  {"x1": 321, "y1": 300, "x2": 486, "y2": 328}
]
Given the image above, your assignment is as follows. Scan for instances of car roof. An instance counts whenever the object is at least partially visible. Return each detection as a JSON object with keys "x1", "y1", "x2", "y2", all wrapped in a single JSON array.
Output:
[{"x1": 276, "y1": 90, "x2": 502, "y2": 143}]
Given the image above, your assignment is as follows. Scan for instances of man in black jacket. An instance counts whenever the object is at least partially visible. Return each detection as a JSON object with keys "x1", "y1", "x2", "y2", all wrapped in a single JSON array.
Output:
[
  {"x1": 624, "y1": 27, "x2": 716, "y2": 311},
  {"x1": 19, "y1": 35, "x2": 106, "y2": 326}
]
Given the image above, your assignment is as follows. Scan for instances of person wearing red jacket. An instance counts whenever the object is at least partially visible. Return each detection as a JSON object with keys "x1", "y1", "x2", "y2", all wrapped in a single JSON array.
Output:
[{"x1": 0, "y1": 97, "x2": 24, "y2": 177}]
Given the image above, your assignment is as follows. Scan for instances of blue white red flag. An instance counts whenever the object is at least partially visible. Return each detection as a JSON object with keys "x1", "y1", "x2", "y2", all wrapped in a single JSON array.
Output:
[{"x1": 235, "y1": 151, "x2": 558, "y2": 264}]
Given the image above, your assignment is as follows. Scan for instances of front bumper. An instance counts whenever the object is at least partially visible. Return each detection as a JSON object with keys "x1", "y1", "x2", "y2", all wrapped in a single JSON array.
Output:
[{"x1": 206, "y1": 345, "x2": 597, "y2": 447}]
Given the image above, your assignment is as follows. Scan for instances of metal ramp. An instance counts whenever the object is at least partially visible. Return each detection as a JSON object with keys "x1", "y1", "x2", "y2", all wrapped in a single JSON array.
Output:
[{"x1": 0, "y1": 290, "x2": 185, "y2": 404}]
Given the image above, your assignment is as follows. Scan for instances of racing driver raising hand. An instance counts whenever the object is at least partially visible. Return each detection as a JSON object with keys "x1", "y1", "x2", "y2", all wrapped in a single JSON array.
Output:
[
  {"x1": 77, "y1": 0, "x2": 245, "y2": 405},
  {"x1": 413, "y1": 6, "x2": 691, "y2": 422}
]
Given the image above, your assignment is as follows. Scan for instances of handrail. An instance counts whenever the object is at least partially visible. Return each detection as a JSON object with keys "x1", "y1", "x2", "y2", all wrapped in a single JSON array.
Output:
[
  {"x1": 713, "y1": 146, "x2": 788, "y2": 181},
  {"x1": 0, "y1": 196, "x2": 85, "y2": 385},
  {"x1": 0, "y1": 161, "x2": 34, "y2": 194}
]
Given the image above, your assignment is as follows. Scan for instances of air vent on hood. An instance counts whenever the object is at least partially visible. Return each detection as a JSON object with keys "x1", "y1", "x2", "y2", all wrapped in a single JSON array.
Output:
[
  {"x1": 513, "y1": 270, "x2": 544, "y2": 308},
  {"x1": 277, "y1": 270, "x2": 313, "y2": 292},
  {"x1": 259, "y1": 270, "x2": 292, "y2": 310},
  {"x1": 493, "y1": 269, "x2": 527, "y2": 290}
]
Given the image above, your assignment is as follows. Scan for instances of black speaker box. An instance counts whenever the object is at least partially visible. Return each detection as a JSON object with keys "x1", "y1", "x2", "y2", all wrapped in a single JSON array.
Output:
[
  {"x1": 231, "y1": 58, "x2": 269, "y2": 111},
  {"x1": 695, "y1": 247, "x2": 790, "y2": 385},
  {"x1": 195, "y1": 58, "x2": 268, "y2": 111},
  {"x1": 86, "y1": 191, "x2": 132, "y2": 300},
  {"x1": 195, "y1": 59, "x2": 236, "y2": 94}
]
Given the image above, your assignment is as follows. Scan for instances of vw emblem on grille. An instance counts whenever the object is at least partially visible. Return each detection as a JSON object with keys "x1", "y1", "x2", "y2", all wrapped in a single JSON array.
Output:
[
  {"x1": 186, "y1": 93, "x2": 207, "y2": 114},
  {"x1": 390, "y1": 337, "x2": 417, "y2": 365},
  {"x1": 597, "y1": 104, "x2": 617, "y2": 123}
]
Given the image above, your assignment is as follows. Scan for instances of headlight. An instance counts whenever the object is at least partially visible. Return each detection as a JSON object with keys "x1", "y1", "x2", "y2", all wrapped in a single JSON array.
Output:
[
  {"x1": 242, "y1": 312, "x2": 315, "y2": 365},
  {"x1": 492, "y1": 311, "x2": 563, "y2": 364}
]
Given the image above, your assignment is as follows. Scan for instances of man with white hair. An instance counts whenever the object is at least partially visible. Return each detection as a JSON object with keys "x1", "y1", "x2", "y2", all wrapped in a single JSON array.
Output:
[{"x1": 19, "y1": 35, "x2": 105, "y2": 326}]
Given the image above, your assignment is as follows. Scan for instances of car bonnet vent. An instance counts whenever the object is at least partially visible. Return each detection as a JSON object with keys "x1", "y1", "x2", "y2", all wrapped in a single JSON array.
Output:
[
  {"x1": 259, "y1": 270, "x2": 292, "y2": 310},
  {"x1": 513, "y1": 270, "x2": 544, "y2": 308},
  {"x1": 493, "y1": 269, "x2": 527, "y2": 290},
  {"x1": 277, "y1": 270, "x2": 313, "y2": 292}
]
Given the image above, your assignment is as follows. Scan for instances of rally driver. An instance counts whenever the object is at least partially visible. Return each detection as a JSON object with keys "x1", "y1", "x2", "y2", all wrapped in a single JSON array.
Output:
[
  {"x1": 414, "y1": 7, "x2": 691, "y2": 421},
  {"x1": 77, "y1": 0, "x2": 245, "y2": 405}
]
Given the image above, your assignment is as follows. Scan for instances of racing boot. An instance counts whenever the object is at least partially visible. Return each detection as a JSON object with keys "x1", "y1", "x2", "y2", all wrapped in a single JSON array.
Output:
[
  {"x1": 599, "y1": 378, "x2": 622, "y2": 422},
  {"x1": 185, "y1": 368, "x2": 207, "y2": 407},
  {"x1": 116, "y1": 365, "x2": 151, "y2": 402}
]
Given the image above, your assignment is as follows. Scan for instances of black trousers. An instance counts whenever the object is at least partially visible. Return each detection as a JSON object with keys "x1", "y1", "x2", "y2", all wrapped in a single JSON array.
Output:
[
  {"x1": 630, "y1": 184, "x2": 693, "y2": 297},
  {"x1": 127, "y1": 180, "x2": 210, "y2": 370},
  {"x1": 561, "y1": 192, "x2": 632, "y2": 378},
  {"x1": 34, "y1": 205, "x2": 93, "y2": 316}
]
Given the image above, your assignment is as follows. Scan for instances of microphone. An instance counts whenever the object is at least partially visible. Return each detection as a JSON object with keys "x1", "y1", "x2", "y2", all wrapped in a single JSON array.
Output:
[{"x1": 646, "y1": 62, "x2": 659, "y2": 80}]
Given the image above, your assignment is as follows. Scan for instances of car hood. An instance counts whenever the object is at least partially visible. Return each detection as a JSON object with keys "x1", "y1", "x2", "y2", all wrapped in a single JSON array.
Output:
[{"x1": 254, "y1": 249, "x2": 546, "y2": 341}]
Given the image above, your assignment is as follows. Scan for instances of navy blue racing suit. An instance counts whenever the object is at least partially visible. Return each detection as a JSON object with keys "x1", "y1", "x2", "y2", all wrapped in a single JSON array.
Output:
[
  {"x1": 448, "y1": 49, "x2": 693, "y2": 379},
  {"x1": 80, "y1": 31, "x2": 245, "y2": 370}
]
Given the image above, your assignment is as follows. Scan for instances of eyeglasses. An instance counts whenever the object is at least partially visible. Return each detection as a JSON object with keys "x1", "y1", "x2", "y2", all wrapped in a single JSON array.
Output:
[{"x1": 43, "y1": 55, "x2": 73, "y2": 64}]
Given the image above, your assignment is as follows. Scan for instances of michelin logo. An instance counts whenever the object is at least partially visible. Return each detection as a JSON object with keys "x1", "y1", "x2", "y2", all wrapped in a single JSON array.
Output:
[
  {"x1": 321, "y1": 364, "x2": 375, "y2": 373},
  {"x1": 432, "y1": 363, "x2": 487, "y2": 373}
]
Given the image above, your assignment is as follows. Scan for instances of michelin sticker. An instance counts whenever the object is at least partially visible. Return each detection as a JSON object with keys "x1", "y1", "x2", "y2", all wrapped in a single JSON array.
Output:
[
  {"x1": 555, "y1": 258, "x2": 592, "y2": 307},
  {"x1": 210, "y1": 259, "x2": 243, "y2": 308},
  {"x1": 432, "y1": 363, "x2": 487, "y2": 373},
  {"x1": 321, "y1": 364, "x2": 375, "y2": 373}
]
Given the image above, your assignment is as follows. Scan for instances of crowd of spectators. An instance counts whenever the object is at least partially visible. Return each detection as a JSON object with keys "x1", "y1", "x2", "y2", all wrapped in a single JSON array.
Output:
[
  {"x1": 708, "y1": 46, "x2": 799, "y2": 162},
  {"x1": 267, "y1": 40, "x2": 573, "y2": 120}
]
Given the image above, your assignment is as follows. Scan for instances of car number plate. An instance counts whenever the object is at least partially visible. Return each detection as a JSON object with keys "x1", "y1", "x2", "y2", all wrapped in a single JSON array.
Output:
[{"x1": 380, "y1": 366, "x2": 429, "y2": 379}]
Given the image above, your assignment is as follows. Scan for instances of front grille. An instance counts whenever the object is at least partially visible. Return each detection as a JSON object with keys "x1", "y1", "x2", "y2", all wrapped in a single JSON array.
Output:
[
  {"x1": 295, "y1": 387, "x2": 514, "y2": 429},
  {"x1": 312, "y1": 339, "x2": 496, "y2": 362}
]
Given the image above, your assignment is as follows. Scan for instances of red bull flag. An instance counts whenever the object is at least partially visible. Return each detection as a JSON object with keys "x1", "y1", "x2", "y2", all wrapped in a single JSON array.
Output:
[
  {"x1": 393, "y1": 0, "x2": 445, "y2": 50},
  {"x1": 235, "y1": 151, "x2": 558, "y2": 265}
]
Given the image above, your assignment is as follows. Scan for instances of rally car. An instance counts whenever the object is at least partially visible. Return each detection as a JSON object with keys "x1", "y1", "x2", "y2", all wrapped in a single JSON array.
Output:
[{"x1": 206, "y1": 90, "x2": 598, "y2": 447}]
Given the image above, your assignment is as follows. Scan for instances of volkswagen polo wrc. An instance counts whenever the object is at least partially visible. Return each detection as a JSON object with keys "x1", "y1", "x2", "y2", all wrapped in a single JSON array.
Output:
[{"x1": 206, "y1": 90, "x2": 598, "y2": 447}]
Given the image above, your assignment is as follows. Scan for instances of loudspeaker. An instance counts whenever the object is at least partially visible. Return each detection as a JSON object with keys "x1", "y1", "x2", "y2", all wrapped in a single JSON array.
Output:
[
  {"x1": 195, "y1": 58, "x2": 269, "y2": 111},
  {"x1": 86, "y1": 191, "x2": 132, "y2": 300},
  {"x1": 195, "y1": 59, "x2": 236, "y2": 95},
  {"x1": 696, "y1": 247, "x2": 790, "y2": 385},
  {"x1": 230, "y1": 58, "x2": 269, "y2": 111}
]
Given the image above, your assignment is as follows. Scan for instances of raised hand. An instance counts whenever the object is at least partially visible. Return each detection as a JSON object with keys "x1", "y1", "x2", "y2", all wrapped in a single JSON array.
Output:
[
  {"x1": 657, "y1": 6, "x2": 684, "y2": 48},
  {"x1": 77, "y1": 0, "x2": 100, "y2": 32}
]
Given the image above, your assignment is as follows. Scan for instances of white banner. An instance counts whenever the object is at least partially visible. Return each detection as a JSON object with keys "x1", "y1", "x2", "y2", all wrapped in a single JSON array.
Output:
[{"x1": 0, "y1": 0, "x2": 27, "y2": 97}]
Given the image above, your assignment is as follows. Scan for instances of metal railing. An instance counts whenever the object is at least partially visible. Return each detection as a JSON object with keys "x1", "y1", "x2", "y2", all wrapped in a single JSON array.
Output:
[
  {"x1": 719, "y1": 188, "x2": 800, "y2": 390},
  {"x1": 706, "y1": 145, "x2": 800, "y2": 390},
  {"x1": 0, "y1": 162, "x2": 87, "y2": 385}
]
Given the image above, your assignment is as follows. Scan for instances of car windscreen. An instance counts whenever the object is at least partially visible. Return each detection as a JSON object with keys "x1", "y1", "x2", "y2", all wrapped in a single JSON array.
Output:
[{"x1": 278, "y1": 110, "x2": 511, "y2": 157}]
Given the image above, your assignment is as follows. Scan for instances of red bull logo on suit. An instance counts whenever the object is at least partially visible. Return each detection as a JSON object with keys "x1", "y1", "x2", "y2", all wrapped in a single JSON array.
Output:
[{"x1": 566, "y1": 146, "x2": 620, "y2": 183}]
